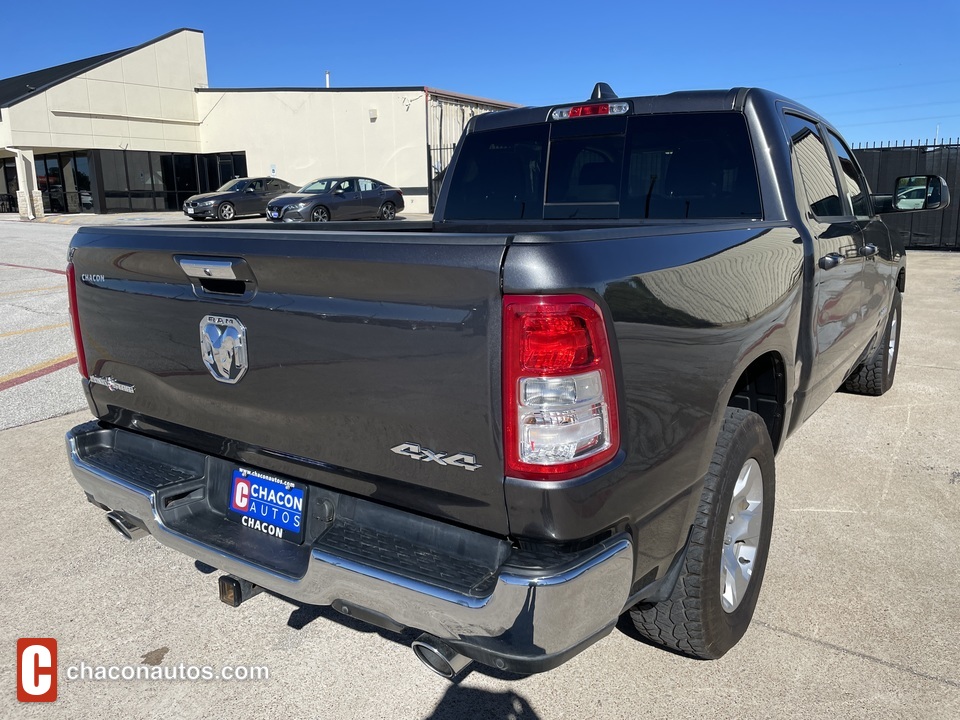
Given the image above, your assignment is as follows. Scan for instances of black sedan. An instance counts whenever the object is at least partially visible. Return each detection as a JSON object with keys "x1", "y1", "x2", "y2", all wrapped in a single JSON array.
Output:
[
  {"x1": 183, "y1": 177, "x2": 299, "y2": 221},
  {"x1": 266, "y1": 177, "x2": 404, "y2": 222}
]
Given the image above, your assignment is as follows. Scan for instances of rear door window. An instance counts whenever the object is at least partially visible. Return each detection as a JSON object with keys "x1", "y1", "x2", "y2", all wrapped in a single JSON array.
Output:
[
  {"x1": 827, "y1": 131, "x2": 872, "y2": 217},
  {"x1": 783, "y1": 114, "x2": 845, "y2": 218}
]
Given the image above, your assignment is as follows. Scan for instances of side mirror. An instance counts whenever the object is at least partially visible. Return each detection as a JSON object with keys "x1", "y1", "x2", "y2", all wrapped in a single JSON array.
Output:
[
  {"x1": 333, "y1": 189, "x2": 344, "y2": 195},
  {"x1": 885, "y1": 175, "x2": 951, "y2": 212},
  {"x1": 245, "y1": 187, "x2": 256, "y2": 193}
]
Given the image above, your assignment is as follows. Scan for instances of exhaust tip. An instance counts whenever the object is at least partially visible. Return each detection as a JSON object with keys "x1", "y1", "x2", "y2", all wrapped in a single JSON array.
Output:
[
  {"x1": 105, "y1": 511, "x2": 148, "y2": 541},
  {"x1": 412, "y1": 634, "x2": 472, "y2": 679}
]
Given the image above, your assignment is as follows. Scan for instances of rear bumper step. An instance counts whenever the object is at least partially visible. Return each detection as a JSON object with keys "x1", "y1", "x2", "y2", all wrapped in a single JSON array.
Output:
[{"x1": 66, "y1": 421, "x2": 634, "y2": 673}]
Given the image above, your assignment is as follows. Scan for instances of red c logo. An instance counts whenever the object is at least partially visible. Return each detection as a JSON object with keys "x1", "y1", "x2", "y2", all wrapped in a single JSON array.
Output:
[
  {"x1": 231, "y1": 478, "x2": 251, "y2": 512},
  {"x1": 17, "y1": 638, "x2": 57, "y2": 702}
]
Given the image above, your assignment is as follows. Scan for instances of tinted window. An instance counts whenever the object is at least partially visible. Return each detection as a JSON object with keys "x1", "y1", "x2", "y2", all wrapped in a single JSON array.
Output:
[
  {"x1": 444, "y1": 123, "x2": 548, "y2": 220},
  {"x1": 784, "y1": 115, "x2": 843, "y2": 217},
  {"x1": 444, "y1": 113, "x2": 761, "y2": 221},
  {"x1": 546, "y1": 133, "x2": 624, "y2": 212},
  {"x1": 620, "y1": 113, "x2": 761, "y2": 220},
  {"x1": 300, "y1": 178, "x2": 337, "y2": 193},
  {"x1": 828, "y1": 131, "x2": 871, "y2": 216}
]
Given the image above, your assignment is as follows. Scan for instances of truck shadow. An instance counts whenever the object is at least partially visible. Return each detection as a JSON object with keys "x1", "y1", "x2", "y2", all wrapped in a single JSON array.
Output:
[
  {"x1": 196, "y1": 559, "x2": 543, "y2": 718},
  {"x1": 282, "y1": 599, "x2": 529, "y2": 684},
  {"x1": 423, "y1": 684, "x2": 540, "y2": 720}
]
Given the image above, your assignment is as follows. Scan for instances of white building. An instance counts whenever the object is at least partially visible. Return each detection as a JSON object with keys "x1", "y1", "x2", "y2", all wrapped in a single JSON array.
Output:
[{"x1": 0, "y1": 29, "x2": 514, "y2": 219}]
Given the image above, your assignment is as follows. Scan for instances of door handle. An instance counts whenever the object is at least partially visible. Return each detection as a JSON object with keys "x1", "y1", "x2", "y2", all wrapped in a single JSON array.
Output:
[
  {"x1": 819, "y1": 252, "x2": 845, "y2": 270},
  {"x1": 859, "y1": 243, "x2": 879, "y2": 257}
]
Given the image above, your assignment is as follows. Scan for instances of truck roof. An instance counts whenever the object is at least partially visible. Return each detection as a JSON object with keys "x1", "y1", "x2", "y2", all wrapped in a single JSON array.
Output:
[{"x1": 469, "y1": 87, "x2": 827, "y2": 134}]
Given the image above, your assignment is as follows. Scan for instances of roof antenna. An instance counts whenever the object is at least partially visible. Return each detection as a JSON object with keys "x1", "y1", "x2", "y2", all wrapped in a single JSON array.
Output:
[{"x1": 591, "y1": 82, "x2": 618, "y2": 100}]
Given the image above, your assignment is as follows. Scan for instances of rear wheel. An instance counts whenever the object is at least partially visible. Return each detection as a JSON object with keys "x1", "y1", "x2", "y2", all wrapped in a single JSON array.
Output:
[
  {"x1": 629, "y1": 408, "x2": 775, "y2": 659},
  {"x1": 311, "y1": 206, "x2": 329, "y2": 222},
  {"x1": 217, "y1": 202, "x2": 235, "y2": 221},
  {"x1": 378, "y1": 201, "x2": 396, "y2": 220},
  {"x1": 843, "y1": 289, "x2": 901, "y2": 396}
]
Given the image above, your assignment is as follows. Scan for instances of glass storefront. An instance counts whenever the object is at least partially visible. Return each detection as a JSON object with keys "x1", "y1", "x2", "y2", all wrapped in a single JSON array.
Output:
[
  {"x1": 95, "y1": 149, "x2": 246, "y2": 213},
  {"x1": 34, "y1": 151, "x2": 92, "y2": 213},
  {"x1": 30, "y1": 149, "x2": 247, "y2": 214},
  {"x1": 0, "y1": 158, "x2": 18, "y2": 213}
]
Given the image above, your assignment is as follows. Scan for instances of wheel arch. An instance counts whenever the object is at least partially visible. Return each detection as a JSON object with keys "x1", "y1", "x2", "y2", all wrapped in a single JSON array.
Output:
[{"x1": 724, "y1": 351, "x2": 787, "y2": 451}]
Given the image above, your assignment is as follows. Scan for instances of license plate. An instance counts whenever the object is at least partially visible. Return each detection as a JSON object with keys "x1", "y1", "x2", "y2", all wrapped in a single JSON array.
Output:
[
  {"x1": 187, "y1": 207, "x2": 195, "y2": 214},
  {"x1": 269, "y1": 210, "x2": 279, "y2": 218},
  {"x1": 226, "y1": 468, "x2": 306, "y2": 544}
]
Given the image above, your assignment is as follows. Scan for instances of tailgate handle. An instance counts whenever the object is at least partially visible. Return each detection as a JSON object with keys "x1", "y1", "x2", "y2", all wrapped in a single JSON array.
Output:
[
  {"x1": 176, "y1": 256, "x2": 256, "y2": 300},
  {"x1": 178, "y1": 258, "x2": 239, "y2": 280}
]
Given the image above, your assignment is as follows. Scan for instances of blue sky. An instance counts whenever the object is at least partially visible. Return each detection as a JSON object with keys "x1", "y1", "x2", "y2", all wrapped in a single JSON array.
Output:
[{"x1": 4, "y1": 0, "x2": 959, "y2": 146}]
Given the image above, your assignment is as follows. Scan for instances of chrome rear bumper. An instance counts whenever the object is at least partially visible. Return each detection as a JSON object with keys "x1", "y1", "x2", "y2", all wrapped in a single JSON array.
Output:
[{"x1": 67, "y1": 422, "x2": 634, "y2": 673}]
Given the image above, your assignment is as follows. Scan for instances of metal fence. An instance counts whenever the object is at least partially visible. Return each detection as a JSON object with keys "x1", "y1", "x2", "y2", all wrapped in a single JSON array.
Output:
[{"x1": 853, "y1": 143, "x2": 960, "y2": 250}]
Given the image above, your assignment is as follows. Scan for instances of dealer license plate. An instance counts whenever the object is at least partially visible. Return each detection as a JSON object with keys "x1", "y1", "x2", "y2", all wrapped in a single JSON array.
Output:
[
  {"x1": 269, "y1": 210, "x2": 279, "y2": 218},
  {"x1": 226, "y1": 468, "x2": 306, "y2": 544},
  {"x1": 187, "y1": 207, "x2": 194, "y2": 214}
]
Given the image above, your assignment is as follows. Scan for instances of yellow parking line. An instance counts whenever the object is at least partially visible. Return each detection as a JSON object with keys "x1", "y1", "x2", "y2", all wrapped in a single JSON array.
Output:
[
  {"x1": 0, "y1": 322, "x2": 69, "y2": 340},
  {"x1": 0, "y1": 285, "x2": 64, "y2": 297},
  {"x1": 0, "y1": 352, "x2": 77, "y2": 386}
]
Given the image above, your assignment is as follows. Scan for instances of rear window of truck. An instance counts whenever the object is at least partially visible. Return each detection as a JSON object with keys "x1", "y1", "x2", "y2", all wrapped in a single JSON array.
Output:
[{"x1": 443, "y1": 112, "x2": 762, "y2": 221}]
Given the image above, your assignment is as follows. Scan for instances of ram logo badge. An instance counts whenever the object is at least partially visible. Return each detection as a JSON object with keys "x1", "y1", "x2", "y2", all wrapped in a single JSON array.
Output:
[
  {"x1": 391, "y1": 443, "x2": 482, "y2": 472},
  {"x1": 200, "y1": 315, "x2": 248, "y2": 384}
]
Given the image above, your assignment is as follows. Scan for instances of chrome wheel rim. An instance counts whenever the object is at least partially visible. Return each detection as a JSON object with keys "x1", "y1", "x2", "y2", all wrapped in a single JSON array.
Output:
[
  {"x1": 382, "y1": 203, "x2": 395, "y2": 220},
  {"x1": 313, "y1": 208, "x2": 328, "y2": 222},
  {"x1": 720, "y1": 458, "x2": 764, "y2": 613},
  {"x1": 220, "y1": 204, "x2": 234, "y2": 220},
  {"x1": 888, "y1": 309, "x2": 898, "y2": 365}
]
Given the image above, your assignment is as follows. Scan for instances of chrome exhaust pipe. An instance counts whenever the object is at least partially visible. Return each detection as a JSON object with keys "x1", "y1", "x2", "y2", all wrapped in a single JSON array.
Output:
[
  {"x1": 411, "y1": 634, "x2": 472, "y2": 679},
  {"x1": 105, "y1": 511, "x2": 148, "y2": 541}
]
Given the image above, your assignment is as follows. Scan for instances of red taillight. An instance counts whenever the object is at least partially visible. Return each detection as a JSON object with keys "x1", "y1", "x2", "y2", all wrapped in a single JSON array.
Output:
[
  {"x1": 503, "y1": 295, "x2": 620, "y2": 480},
  {"x1": 66, "y1": 263, "x2": 89, "y2": 379},
  {"x1": 520, "y1": 313, "x2": 595, "y2": 371}
]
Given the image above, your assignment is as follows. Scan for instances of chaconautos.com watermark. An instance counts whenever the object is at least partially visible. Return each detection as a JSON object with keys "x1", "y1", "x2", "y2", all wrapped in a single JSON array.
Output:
[
  {"x1": 65, "y1": 661, "x2": 269, "y2": 682},
  {"x1": 17, "y1": 639, "x2": 268, "y2": 703}
]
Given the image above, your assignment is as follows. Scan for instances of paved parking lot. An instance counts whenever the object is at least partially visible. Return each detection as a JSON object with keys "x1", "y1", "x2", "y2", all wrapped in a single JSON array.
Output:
[{"x1": 1, "y1": 216, "x2": 958, "y2": 719}]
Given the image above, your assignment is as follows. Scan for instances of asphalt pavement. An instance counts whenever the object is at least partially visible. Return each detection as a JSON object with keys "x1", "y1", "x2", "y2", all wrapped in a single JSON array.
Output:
[{"x1": 0, "y1": 216, "x2": 958, "y2": 719}]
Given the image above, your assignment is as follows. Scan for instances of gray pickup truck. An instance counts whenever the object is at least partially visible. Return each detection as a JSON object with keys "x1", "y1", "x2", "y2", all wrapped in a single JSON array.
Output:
[{"x1": 65, "y1": 84, "x2": 948, "y2": 678}]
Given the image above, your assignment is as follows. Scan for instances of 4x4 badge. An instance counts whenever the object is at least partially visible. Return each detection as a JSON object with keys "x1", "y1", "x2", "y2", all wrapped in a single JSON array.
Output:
[
  {"x1": 200, "y1": 315, "x2": 248, "y2": 384},
  {"x1": 391, "y1": 443, "x2": 482, "y2": 472}
]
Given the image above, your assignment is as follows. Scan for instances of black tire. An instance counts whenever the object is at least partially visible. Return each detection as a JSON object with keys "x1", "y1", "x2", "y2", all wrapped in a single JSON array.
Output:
[
  {"x1": 843, "y1": 289, "x2": 901, "y2": 396},
  {"x1": 217, "y1": 202, "x2": 235, "y2": 221},
  {"x1": 378, "y1": 201, "x2": 396, "y2": 220},
  {"x1": 629, "y1": 408, "x2": 775, "y2": 659},
  {"x1": 311, "y1": 206, "x2": 329, "y2": 222}
]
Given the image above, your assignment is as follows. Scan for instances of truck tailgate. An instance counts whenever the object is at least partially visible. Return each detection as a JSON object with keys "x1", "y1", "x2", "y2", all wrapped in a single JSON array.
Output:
[{"x1": 69, "y1": 226, "x2": 510, "y2": 535}]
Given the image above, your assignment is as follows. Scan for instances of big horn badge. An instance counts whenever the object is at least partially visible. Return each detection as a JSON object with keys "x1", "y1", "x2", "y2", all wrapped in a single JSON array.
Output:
[{"x1": 200, "y1": 315, "x2": 248, "y2": 384}]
